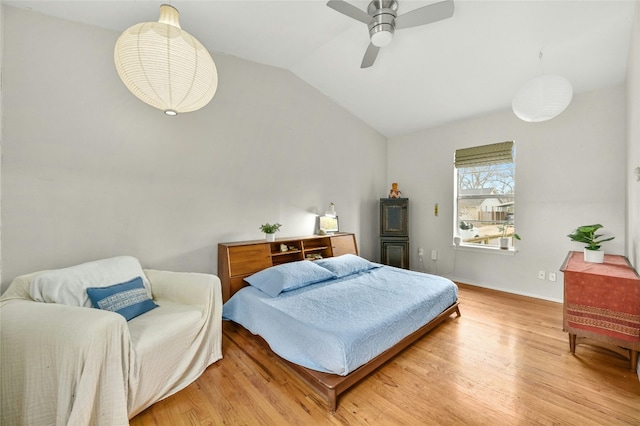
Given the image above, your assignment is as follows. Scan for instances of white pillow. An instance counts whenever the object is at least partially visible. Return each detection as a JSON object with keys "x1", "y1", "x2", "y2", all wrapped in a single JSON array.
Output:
[{"x1": 29, "y1": 256, "x2": 152, "y2": 307}]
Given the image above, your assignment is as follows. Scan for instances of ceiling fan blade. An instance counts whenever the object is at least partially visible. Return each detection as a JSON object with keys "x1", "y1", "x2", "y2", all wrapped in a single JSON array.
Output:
[
  {"x1": 361, "y1": 43, "x2": 380, "y2": 68},
  {"x1": 327, "y1": 0, "x2": 372, "y2": 25},
  {"x1": 395, "y1": 0, "x2": 454, "y2": 30}
]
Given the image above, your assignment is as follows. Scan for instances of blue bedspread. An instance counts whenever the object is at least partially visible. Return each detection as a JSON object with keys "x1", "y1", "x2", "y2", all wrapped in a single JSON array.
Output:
[{"x1": 223, "y1": 266, "x2": 458, "y2": 375}]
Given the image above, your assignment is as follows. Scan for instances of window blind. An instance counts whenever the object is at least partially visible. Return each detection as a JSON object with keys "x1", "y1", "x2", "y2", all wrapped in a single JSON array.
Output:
[{"x1": 454, "y1": 141, "x2": 514, "y2": 168}]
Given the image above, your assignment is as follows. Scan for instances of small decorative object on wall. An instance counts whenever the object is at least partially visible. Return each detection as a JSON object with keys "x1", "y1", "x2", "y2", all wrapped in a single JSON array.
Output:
[
  {"x1": 259, "y1": 223, "x2": 282, "y2": 242},
  {"x1": 567, "y1": 224, "x2": 614, "y2": 263},
  {"x1": 389, "y1": 183, "x2": 402, "y2": 198}
]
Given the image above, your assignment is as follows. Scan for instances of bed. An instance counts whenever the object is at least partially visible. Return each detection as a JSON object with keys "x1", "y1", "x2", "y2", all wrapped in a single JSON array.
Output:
[{"x1": 221, "y1": 250, "x2": 460, "y2": 413}]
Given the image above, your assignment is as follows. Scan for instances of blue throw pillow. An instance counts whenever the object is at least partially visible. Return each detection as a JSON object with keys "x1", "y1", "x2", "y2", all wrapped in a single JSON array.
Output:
[
  {"x1": 244, "y1": 260, "x2": 337, "y2": 297},
  {"x1": 86, "y1": 276, "x2": 158, "y2": 321},
  {"x1": 315, "y1": 254, "x2": 381, "y2": 278}
]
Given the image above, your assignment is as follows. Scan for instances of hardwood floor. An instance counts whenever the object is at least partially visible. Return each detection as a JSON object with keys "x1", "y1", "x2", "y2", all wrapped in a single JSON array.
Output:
[{"x1": 130, "y1": 284, "x2": 640, "y2": 425}]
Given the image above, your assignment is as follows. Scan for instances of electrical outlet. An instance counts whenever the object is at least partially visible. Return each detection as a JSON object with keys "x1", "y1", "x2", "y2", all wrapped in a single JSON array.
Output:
[
  {"x1": 538, "y1": 270, "x2": 545, "y2": 280},
  {"x1": 548, "y1": 272, "x2": 557, "y2": 282},
  {"x1": 431, "y1": 250, "x2": 438, "y2": 261},
  {"x1": 418, "y1": 248, "x2": 424, "y2": 256}
]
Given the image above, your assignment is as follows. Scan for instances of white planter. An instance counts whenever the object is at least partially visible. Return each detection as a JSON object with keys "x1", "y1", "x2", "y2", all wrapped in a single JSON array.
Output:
[
  {"x1": 499, "y1": 237, "x2": 510, "y2": 250},
  {"x1": 265, "y1": 233, "x2": 276, "y2": 242},
  {"x1": 583, "y1": 248, "x2": 604, "y2": 263}
]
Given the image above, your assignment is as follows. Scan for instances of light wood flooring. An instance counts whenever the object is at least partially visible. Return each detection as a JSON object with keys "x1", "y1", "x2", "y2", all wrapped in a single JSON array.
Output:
[{"x1": 131, "y1": 283, "x2": 640, "y2": 425}]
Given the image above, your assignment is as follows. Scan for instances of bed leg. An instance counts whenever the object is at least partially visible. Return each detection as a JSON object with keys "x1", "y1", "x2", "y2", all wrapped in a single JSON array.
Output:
[
  {"x1": 328, "y1": 389, "x2": 337, "y2": 414},
  {"x1": 455, "y1": 306, "x2": 461, "y2": 317}
]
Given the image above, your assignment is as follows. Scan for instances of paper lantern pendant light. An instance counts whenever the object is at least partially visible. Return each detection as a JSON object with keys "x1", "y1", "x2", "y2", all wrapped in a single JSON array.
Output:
[
  {"x1": 512, "y1": 75, "x2": 573, "y2": 122},
  {"x1": 114, "y1": 4, "x2": 218, "y2": 115},
  {"x1": 512, "y1": 51, "x2": 573, "y2": 123}
]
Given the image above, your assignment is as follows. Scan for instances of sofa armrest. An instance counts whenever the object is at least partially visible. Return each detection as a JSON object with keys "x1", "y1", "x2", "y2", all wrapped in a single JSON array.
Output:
[
  {"x1": 0, "y1": 299, "x2": 131, "y2": 425},
  {"x1": 143, "y1": 269, "x2": 222, "y2": 310}
]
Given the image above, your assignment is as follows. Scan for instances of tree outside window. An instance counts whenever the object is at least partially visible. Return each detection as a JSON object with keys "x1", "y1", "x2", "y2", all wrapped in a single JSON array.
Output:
[{"x1": 454, "y1": 142, "x2": 516, "y2": 248}]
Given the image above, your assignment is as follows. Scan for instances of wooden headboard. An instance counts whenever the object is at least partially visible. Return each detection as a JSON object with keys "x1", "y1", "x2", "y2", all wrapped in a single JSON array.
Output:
[{"x1": 217, "y1": 233, "x2": 358, "y2": 302}]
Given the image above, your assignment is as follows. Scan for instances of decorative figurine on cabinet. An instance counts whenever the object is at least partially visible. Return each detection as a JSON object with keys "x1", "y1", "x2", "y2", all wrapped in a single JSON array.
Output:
[{"x1": 388, "y1": 182, "x2": 402, "y2": 199}]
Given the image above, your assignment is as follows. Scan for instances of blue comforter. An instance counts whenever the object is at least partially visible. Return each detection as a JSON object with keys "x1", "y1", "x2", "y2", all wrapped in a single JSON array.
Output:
[{"x1": 223, "y1": 266, "x2": 458, "y2": 375}]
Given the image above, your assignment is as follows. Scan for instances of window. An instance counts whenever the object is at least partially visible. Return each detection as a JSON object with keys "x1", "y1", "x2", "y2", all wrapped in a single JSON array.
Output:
[{"x1": 454, "y1": 141, "x2": 516, "y2": 249}]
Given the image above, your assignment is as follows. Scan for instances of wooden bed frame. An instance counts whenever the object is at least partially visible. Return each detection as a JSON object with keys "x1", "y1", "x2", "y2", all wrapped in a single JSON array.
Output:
[
  {"x1": 254, "y1": 301, "x2": 460, "y2": 413},
  {"x1": 218, "y1": 234, "x2": 461, "y2": 413}
]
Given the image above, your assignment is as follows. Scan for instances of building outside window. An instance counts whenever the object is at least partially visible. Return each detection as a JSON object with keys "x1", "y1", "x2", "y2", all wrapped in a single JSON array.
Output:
[{"x1": 454, "y1": 141, "x2": 516, "y2": 249}]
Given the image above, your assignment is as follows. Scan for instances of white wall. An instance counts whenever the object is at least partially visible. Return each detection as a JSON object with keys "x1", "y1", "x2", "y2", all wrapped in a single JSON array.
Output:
[
  {"x1": 0, "y1": 7, "x2": 387, "y2": 292},
  {"x1": 627, "y1": 3, "x2": 640, "y2": 270},
  {"x1": 2, "y1": 5, "x2": 636, "y2": 302},
  {"x1": 388, "y1": 85, "x2": 627, "y2": 302}
]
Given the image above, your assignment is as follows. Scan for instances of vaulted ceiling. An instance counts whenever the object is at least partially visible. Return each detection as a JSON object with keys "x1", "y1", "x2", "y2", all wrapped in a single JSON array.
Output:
[{"x1": 4, "y1": 0, "x2": 636, "y2": 137}]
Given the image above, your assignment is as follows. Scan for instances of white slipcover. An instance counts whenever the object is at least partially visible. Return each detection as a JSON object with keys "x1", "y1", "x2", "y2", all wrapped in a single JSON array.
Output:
[{"x1": 1, "y1": 268, "x2": 223, "y2": 425}]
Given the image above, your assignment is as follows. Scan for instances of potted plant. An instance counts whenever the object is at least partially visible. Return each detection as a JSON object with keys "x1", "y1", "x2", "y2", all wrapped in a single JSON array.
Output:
[
  {"x1": 567, "y1": 224, "x2": 614, "y2": 263},
  {"x1": 497, "y1": 222, "x2": 521, "y2": 249},
  {"x1": 259, "y1": 223, "x2": 282, "y2": 242}
]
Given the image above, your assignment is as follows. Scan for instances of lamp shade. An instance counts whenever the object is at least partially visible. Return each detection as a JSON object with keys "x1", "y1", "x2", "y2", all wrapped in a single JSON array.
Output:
[
  {"x1": 325, "y1": 203, "x2": 337, "y2": 217},
  {"x1": 512, "y1": 75, "x2": 573, "y2": 122},
  {"x1": 114, "y1": 5, "x2": 218, "y2": 115},
  {"x1": 371, "y1": 27, "x2": 394, "y2": 47}
]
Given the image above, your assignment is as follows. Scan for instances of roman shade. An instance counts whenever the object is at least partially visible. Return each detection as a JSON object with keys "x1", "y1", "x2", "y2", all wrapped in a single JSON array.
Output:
[{"x1": 454, "y1": 141, "x2": 514, "y2": 168}]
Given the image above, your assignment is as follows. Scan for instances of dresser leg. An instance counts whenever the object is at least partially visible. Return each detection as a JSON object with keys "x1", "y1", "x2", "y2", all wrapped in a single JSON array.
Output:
[
  {"x1": 569, "y1": 333, "x2": 576, "y2": 354},
  {"x1": 631, "y1": 350, "x2": 638, "y2": 373}
]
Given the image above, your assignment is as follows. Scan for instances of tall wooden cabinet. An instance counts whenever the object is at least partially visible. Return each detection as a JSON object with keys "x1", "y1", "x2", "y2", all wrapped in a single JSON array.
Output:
[
  {"x1": 380, "y1": 198, "x2": 409, "y2": 269},
  {"x1": 218, "y1": 233, "x2": 358, "y2": 302}
]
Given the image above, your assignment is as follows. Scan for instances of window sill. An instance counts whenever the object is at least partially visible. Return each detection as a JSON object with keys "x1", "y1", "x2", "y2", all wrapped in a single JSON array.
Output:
[{"x1": 452, "y1": 244, "x2": 518, "y2": 256}]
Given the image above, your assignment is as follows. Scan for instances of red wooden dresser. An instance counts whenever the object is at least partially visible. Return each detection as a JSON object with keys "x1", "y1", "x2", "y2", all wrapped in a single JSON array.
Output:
[{"x1": 560, "y1": 251, "x2": 640, "y2": 372}]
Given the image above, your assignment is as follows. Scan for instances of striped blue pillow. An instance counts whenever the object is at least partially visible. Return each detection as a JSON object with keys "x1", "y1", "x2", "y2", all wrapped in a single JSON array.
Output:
[{"x1": 86, "y1": 276, "x2": 157, "y2": 321}]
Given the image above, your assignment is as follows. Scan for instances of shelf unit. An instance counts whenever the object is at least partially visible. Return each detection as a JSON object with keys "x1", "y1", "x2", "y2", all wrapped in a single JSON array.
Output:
[
  {"x1": 218, "y1": 233, "x2": 358, "y2": 301},
  {"x1": 380, "y1": 198, "x2": 409, "y2": 269},
  {"x1": 267, "y1": 237, "x2": 335, "y2": 265}
]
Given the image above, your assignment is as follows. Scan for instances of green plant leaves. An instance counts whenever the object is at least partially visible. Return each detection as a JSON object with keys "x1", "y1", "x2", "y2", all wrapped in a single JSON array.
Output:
[
  {"x1": 567, "y1": 223, "x2": 614, "y2": 250},
  {"x1": 259, "y1": 223, "x2": 282, "y2": 234}
]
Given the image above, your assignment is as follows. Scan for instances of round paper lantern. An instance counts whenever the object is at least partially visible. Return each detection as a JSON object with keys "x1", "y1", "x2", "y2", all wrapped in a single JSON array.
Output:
[
  {"x1": 114, "y1": 5, "x2": 218, "y2": 115},
  {"x1": 512, "y1": 75, "x2": 573, "y2": 122}
]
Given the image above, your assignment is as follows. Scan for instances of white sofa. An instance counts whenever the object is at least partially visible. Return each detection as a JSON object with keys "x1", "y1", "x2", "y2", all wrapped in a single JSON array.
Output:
[{"x1": 0, "y1": 257, "x2": 223, "y2": 425}]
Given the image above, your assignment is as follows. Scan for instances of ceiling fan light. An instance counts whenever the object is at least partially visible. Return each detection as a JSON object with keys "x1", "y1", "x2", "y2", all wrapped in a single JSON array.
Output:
[
  {"x1": 114, "y1": 5, "x2": 218, "y2": 115},
  {"x1": 370, "y1": 25, "x2": 394, "y2": 47},
  {"x1": 512, "y1": 75, "x2": 573, "y2": 122}
]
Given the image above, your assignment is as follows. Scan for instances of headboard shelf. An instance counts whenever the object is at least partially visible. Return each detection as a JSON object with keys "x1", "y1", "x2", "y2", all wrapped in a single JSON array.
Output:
[
  {"x1": 271, "y1": 249, "x2": 302, "y2": 257},
  {"x1": 218, "y1": 233, "x2": 358, "y2": 302},
  {"x1": 303, "y1": 246, "x2": 328, "y2": 252}
]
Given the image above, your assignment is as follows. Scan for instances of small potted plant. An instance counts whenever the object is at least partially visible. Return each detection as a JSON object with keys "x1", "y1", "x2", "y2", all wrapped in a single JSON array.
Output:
[
  {"x1": 567, "y1": 224, "x2": 614, "y2": 263},
  {"x1": 497, "y1": 222, "x2": 521, "y2": 249},
  {"x1": 259, "y1": 223, "x2": 282, "y2": 242}
]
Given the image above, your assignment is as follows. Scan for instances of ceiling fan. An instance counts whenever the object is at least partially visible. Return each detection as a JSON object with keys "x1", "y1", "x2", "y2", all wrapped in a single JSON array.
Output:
[{"x1": 327, "y1": 0, "x2": 454, "y2": 68}]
